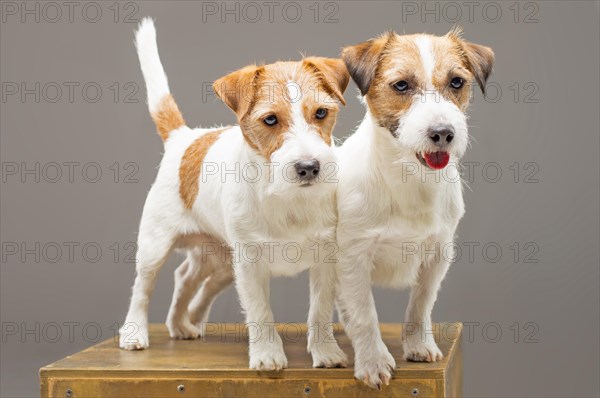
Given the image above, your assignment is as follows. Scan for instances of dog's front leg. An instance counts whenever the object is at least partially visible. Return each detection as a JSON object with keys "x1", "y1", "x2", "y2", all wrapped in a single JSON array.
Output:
[
  {"x1": 234, "y1": 256, "x2": 287, "y2": 371},
  {"x1": 337, "y1": 241, "x2": 395, "y2": 389},
  {"x1": 402, "y1": 238, "x2": 452, "y2": 362},
  {"x1": 307, "y1": 262, "x2": 348, "y2": 368}
]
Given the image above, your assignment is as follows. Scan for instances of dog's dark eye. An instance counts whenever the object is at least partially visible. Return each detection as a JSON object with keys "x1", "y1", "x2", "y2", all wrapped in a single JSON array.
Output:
[
  {"x1": 263, "y1": 115, "x2": 278, "y2": 126},
  {"x1": 315, "y1": 108, "x2": 328, "y2": 119},
  {"x1": 450, "y1": 77, "x2": 464, "y2": 89},
  {"x1": 393, "y1": 80, "x2": 409, "y2": 92}
]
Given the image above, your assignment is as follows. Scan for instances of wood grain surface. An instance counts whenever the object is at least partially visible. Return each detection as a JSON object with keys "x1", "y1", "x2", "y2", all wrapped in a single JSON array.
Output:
[{"x1": 41, "y1": 323, "x2": 463, "y2": 398}]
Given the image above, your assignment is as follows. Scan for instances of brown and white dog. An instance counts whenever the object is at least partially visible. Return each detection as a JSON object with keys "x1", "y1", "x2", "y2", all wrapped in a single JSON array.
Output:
[
  {"x1": 119, "y1": 18, "x2": 350, "y2": 371},
  {"x1": 334, "y1": 29, "x2": 494, "y2": 388}
]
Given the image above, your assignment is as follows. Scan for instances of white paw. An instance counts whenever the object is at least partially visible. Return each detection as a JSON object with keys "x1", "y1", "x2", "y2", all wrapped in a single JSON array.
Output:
[
  {"x1": 354, "y1": 346, "x2": 396, "y2": 390},
  {"x1": 119, "y1": 323, "x2": 149, "y2": 350},
  {"x1": 403, "y1": 338, "x2": 443, "y2": 362},
  {"x1": 166, "y1": 316, "x2": 200, "y2": 340},
  {"x1": 249, "y1": 344, "x2": 288, "y2": 371},
  {"x1": 309, "y1": 342, "x2": 348, "y2": 368}
]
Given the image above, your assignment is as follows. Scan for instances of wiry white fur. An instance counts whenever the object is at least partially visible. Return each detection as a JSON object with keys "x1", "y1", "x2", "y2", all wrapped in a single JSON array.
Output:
[
  {"x1": 120, "y1": 19, "x2": 346, "y2": 371},
  {"x1": 135, "y1": 18, "x2": 170, "y2": 114},
  {"x1": 333, "y1": 33, "x2": 469, "y2": 389},
  {"x1": 398, "y1": 93, "x2": 469, "y2": 159}
]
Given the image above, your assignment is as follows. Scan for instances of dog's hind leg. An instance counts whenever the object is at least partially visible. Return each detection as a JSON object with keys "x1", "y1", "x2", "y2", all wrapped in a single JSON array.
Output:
[
  {"x1": 187, "y1": 264, "x2": 233, "y2": 336},
  {"x1": 120, "y1": 206, "x2": 177, "y2": 350},
  {"x1": 166, "y1": 246, "x2": 215, "y2": 339}
]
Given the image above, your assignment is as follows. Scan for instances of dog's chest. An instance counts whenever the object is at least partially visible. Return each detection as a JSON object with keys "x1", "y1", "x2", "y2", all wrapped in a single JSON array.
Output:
[
  {"x1": 371, "y1": 242, "x2": 425, "y2": 289},
  {"x1": 263, "y1": 236, "x2": 335, "y2": 277},
  {"x1": 367, "y1": 208, "x2": 443, "y2": 288},
  {"x1": 250, "y1": 207, "x2": 336, "y2": 277}
]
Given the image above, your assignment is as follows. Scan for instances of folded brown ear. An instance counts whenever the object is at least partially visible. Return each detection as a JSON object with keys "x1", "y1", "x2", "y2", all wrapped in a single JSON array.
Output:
[
  {"x1": 341, "y1": 32, "x2": 392, "y2": 96},
  {"x1": 213, "y1": 65, "x2": 263, "y2": 118},
  {"x1": 463, "y1": 41, "x2": 494, "y2": 95},
  {"x1": 303, "y1": 57, "x2": 350, "y2": 105}
]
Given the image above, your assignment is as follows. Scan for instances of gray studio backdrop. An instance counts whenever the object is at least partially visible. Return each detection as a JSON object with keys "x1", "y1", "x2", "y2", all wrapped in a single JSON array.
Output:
[{"x1": 1, "y1": 1, "x2": 599, "y2": 397}]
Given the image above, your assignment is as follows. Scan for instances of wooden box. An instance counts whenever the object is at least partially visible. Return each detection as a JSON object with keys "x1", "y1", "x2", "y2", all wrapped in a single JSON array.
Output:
[{"x1": 40, "y1": 323, "x2": 462, "y2": 398}]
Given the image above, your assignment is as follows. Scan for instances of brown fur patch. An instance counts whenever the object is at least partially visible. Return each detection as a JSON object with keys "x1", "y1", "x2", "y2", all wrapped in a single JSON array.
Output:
[
  {"x1": 179, "y1": 127, "x2": 229, "y2": 209},
  {"x1": 213, "y1": 65, "x2": 264, "y2": 119},
  {"x1": 343, "y1": 31, "x2": 494, "y2": 134},
  {"x1": 341, "y1": 32, "x2": 393, "y2": 96},
  {"x1": 449, "y1": 36, "x2": 494, "y2": 95},
  {"x1": 371, "y1": 35, "x2": 424, "y2": 133},
  {"x1": 302, "y1": 57, "x2": 350, "y2": 105},
  {"x1": 214, "y1": 59, "x2": 346, "y2": 161},
  {"x1": 430, "y1": 36, "x2": 475, "y2": 111},
  {"x1": 151, "y1": 94, "x2": 186, "y2": 141},
  {"x1": 302, "y1": 102, "x2": 335, "y2": 146}
]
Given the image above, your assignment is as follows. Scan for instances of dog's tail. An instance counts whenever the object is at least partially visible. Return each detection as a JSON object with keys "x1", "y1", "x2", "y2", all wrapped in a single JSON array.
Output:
[{"x1": 135, "y1": 18, "x2": 185, "y2": 142}]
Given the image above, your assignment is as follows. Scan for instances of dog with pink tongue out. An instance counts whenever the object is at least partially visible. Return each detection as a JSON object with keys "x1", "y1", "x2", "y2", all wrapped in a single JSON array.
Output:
[{"x1": 333, "y1": 29, "x2": 494, "y2": 389}]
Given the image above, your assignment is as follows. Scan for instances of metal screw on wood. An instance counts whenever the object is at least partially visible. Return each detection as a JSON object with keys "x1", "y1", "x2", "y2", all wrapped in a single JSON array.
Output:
[
  {"x1": 304, "y1": 386, "x2": 311, "y2": 394},
  {"x1": 412, "y1": 388, "x2": 419, "y2": 396},
  {"x1": 65, "y1": 389, "x2": 73, "y2": 397},
  {"x1": 177, "y1": 384, "x2": 185, "y2": 393}
]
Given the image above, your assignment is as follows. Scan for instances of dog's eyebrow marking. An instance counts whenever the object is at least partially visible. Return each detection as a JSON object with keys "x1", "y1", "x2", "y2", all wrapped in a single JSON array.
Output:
[
  {"x1": 415, "y1": 36, "x2": 435, "y2": 90},
  {"x1": 179, "y1": 127, "x2": 229, "y2": 209}
]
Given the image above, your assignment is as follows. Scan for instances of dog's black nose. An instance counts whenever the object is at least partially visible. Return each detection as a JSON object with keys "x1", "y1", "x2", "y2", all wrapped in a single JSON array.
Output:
[
  {"x1": 295, "y1": 160, "x2": 320, "y2": 181},
  {"x1": 428, "y1": 125, "x2": 454, "y2": 145}
]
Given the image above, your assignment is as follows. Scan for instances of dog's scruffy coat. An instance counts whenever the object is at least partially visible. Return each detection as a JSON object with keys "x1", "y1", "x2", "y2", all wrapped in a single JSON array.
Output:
[
  {"x1": 119, "y1": 18, "x2": 350, "y2": 371},
  {"x1": 333, "y1": 30, "x2": 494, "y2": 388},
  {"x1": 120, "y1": 19, "x2": 494, "y2": 386}
]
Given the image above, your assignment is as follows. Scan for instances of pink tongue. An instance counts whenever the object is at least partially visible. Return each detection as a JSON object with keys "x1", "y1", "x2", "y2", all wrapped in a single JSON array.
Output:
[{"x1": 423, "y1": 152, "x2": 450, "y2": 169}]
